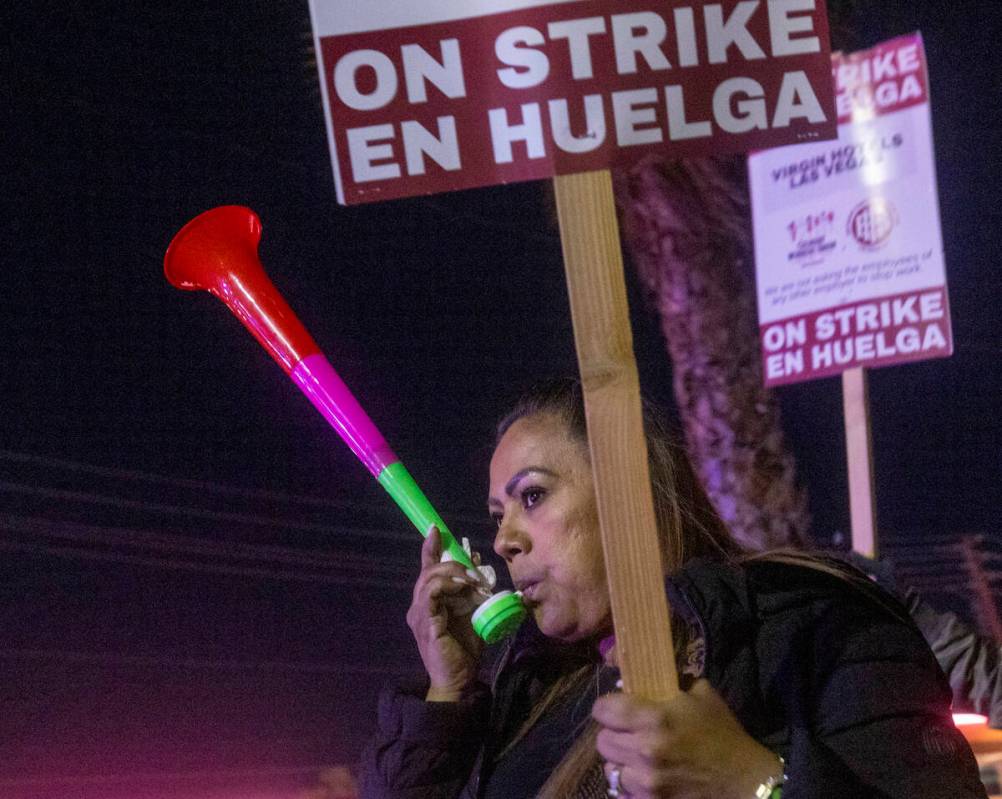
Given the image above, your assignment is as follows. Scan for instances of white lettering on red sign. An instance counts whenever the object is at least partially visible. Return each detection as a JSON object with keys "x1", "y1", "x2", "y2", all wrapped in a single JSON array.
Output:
[
  {"x1": 760, "y1": 288, "x2": 952, "y2": 384},
  {"x1": 312, "y1": 0, "x2": 836, "y2": 203}
]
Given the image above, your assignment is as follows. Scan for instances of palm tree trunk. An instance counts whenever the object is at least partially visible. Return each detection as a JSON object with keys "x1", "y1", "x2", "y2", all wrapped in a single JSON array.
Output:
[{"x1": 614, "y1": 156, "x2": 810, "y2": 550}]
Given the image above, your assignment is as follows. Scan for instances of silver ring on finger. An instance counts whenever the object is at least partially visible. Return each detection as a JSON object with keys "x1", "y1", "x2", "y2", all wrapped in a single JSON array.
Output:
[{"x1": 606, "y1": 763, "x2": 625, "y2": 798}]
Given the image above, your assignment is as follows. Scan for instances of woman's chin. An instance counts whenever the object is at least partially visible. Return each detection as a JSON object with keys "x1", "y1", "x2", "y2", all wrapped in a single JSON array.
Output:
[
  {"x1": 532, "y1": 607, "x2": 567, "y2": 639},
  {"x1": 533, "y1": 603, "x2": 611, "y2": 643},
  {"x1": 533, "y1": 608, "x2": 586, "y2": 642}
]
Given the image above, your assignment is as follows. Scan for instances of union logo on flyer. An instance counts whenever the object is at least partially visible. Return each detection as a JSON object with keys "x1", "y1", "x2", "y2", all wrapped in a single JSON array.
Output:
[
  {"x1": 784, "y1": 209, "x2": 837, "y2": 264},
  {"x1": 847, "y1": 197, "x2": 898, "y2": 250}
]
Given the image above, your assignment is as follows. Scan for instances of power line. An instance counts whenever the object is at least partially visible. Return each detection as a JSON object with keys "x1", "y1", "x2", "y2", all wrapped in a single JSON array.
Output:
[
  {"x1": 2, "y1": 513, "x2": 414, "y2": 576},
  {"x1": 0, "y1": 648, "x2": 412, "y2": 676},
  {"x1": 0, "y1": 448, "x2": 489, "y2": 527},
  {"x1": 0, "y1": 480, "x2": 416, "y2": 544},
  {"x1": 0, "y1": 448, "x2": 358, "y2": 507},
  {"x1": 0, "y1": 539, "x2": 410, "y2": 590},
  {"x1": 0, "y1": 478, "x2": 494, "y2": 550}
]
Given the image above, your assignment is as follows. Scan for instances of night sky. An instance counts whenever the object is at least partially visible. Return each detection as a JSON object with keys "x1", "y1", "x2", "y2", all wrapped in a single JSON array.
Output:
[{"x1": 4, "y1": 2, "x2": 1001, "y2": 797}]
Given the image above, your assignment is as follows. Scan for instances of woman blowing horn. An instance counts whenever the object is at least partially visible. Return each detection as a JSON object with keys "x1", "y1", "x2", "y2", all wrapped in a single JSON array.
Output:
[{"x1": 360, "y1": 378, "x2": 984, "y2": 798}]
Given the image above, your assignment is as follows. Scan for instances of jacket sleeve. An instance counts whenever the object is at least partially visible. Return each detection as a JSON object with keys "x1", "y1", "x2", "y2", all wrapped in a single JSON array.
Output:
[
  {"x1": 778, "y1": 587, "x2": 987, "y2": 798},
  {"x1": 358, "y1": 677, "x2": 491, "y2": 799}
]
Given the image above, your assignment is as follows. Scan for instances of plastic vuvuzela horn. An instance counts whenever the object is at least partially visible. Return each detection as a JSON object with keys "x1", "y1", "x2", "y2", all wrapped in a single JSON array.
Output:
[{"x1": 164, "y1": 206, "x2": 525, "y2": 643}]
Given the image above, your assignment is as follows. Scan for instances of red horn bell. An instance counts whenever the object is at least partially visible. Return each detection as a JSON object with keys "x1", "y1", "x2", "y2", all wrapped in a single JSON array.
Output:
[{"x1": 164, "y1": 205, "x2": 320, "y2": 374}]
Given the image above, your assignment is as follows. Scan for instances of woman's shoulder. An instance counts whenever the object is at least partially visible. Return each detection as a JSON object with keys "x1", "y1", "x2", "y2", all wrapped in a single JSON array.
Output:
[
  {"x1": 669, "y1": 554, "x2": 937, "y2": 681},
  {"x1": 672, "y1": 552, "x2": 907, "y2": 622},
  {"x1": 668, "y1": 557, "x2": 968, "y2": 793}
]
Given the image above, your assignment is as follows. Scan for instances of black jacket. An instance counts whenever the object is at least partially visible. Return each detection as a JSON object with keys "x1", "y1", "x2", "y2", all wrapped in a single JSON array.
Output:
[{"x1": 360, "y1": 558, "x2": 986, "y2": 798}]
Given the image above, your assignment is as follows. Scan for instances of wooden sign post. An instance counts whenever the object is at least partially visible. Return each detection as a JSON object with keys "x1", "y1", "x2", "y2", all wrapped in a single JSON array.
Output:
[
  {"x1": 842, "y1": 367, "x2": 878, "y2": 558},
  {"x1": 308, "y1": 0, "x2": 838, "y2": 698},
  {"x1": 555, "y1": 170, "x2": 678, "y2": 697}
]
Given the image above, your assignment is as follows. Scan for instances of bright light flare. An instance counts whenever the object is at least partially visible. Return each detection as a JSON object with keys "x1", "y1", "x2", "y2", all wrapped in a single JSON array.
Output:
[{"x1": 954, "y1": 713, "x2": 989, "y2": 727}]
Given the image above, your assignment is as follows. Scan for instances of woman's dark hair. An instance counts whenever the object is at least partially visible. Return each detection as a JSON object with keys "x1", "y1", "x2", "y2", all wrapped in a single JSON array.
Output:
[{"x1": 496, "y1": 377, "x2": 745, "y2": 572}]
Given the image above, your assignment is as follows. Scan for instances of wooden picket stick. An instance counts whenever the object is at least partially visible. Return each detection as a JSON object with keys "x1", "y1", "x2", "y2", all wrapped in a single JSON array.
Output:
[
  {"x1": 553, "y1": 170, "x2": 679, "y2": 700},
  {"x1": 842, "y1": 366, "x2": 878, "y2": 558}
]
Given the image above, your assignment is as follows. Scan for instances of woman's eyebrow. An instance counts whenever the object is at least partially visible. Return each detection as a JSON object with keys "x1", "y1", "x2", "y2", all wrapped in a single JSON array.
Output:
[{"x1": 504, "y1": 467, "x2": 557, "y2": 497}]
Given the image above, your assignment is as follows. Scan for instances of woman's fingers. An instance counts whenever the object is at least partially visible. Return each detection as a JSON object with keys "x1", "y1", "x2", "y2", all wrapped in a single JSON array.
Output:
[
  {"x1": 593, "y1": 688, "x2": 717, "y2": 735},
  {"x1": 409, "y1": 574, "x2": 478, "y2": 638},
  {"x1": 597, "y1": 727, "x2": 671, "y2": 771},
  {"x1": 593, "y1": 693, "x2": 668, "y2": 733},
  {"x1": 596, "y1": 728, "x2": 644, "y2": 768},
  {"x1": 413, "y1": 562, "x2": 479, "y2": 601},
  {"x1": 604, "y1": 758, "x2": 675, "y2": 799},
  {"x1": 408, "y1": 544, "x2": 482, "y2": 638},
  {"x1": 407, "y1": 527, "x2": 487, "y2": 699},
  {"x1": 415, "y1": 528, "x2": 475, "y2": 596},
  {"x1": 594, "y1": 695, "x2": 678, "y2": 773},
  {"x1": 421, "y1": 525, "x2": 443, "y2": 569},
  {"x1": 594, "y1": 682, "x2": 782, "y2": 798}
]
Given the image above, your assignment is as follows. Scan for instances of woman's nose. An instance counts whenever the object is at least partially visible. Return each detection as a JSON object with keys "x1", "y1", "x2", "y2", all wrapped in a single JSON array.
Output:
[{"x1": 493, "y1": 518, "x2": 526, "y2": 562}]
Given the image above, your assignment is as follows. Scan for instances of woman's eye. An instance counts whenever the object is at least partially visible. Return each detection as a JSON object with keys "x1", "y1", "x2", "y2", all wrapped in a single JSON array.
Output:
[
  {"x1": 522, "y1": 487, "x2": 545, "y2": 509},
  {"x1": 490, "y1": 512, "x2": 503, "y2": 529}
]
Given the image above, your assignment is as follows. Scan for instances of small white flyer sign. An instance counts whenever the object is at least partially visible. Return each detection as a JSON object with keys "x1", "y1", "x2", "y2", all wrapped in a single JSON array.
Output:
[{"x1": 748, "y1": 32, "x2": 952, "y2": 386}]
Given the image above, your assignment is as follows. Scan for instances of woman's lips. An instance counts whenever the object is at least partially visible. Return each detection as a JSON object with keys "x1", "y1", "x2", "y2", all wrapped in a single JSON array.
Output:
[{"x1": 517, "y1": 581, "x2": 541, "y2": 603}]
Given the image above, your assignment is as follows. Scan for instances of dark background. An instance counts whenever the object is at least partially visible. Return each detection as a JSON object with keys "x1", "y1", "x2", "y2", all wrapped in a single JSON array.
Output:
[{"x1": 4, "y1": 2, "x2": 1000, "y2": 797}]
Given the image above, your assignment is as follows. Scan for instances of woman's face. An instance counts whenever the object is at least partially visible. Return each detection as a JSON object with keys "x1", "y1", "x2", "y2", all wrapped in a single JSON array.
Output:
[{"x1": 489, "y1": 412, "x2": 611, "y2": 642}]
